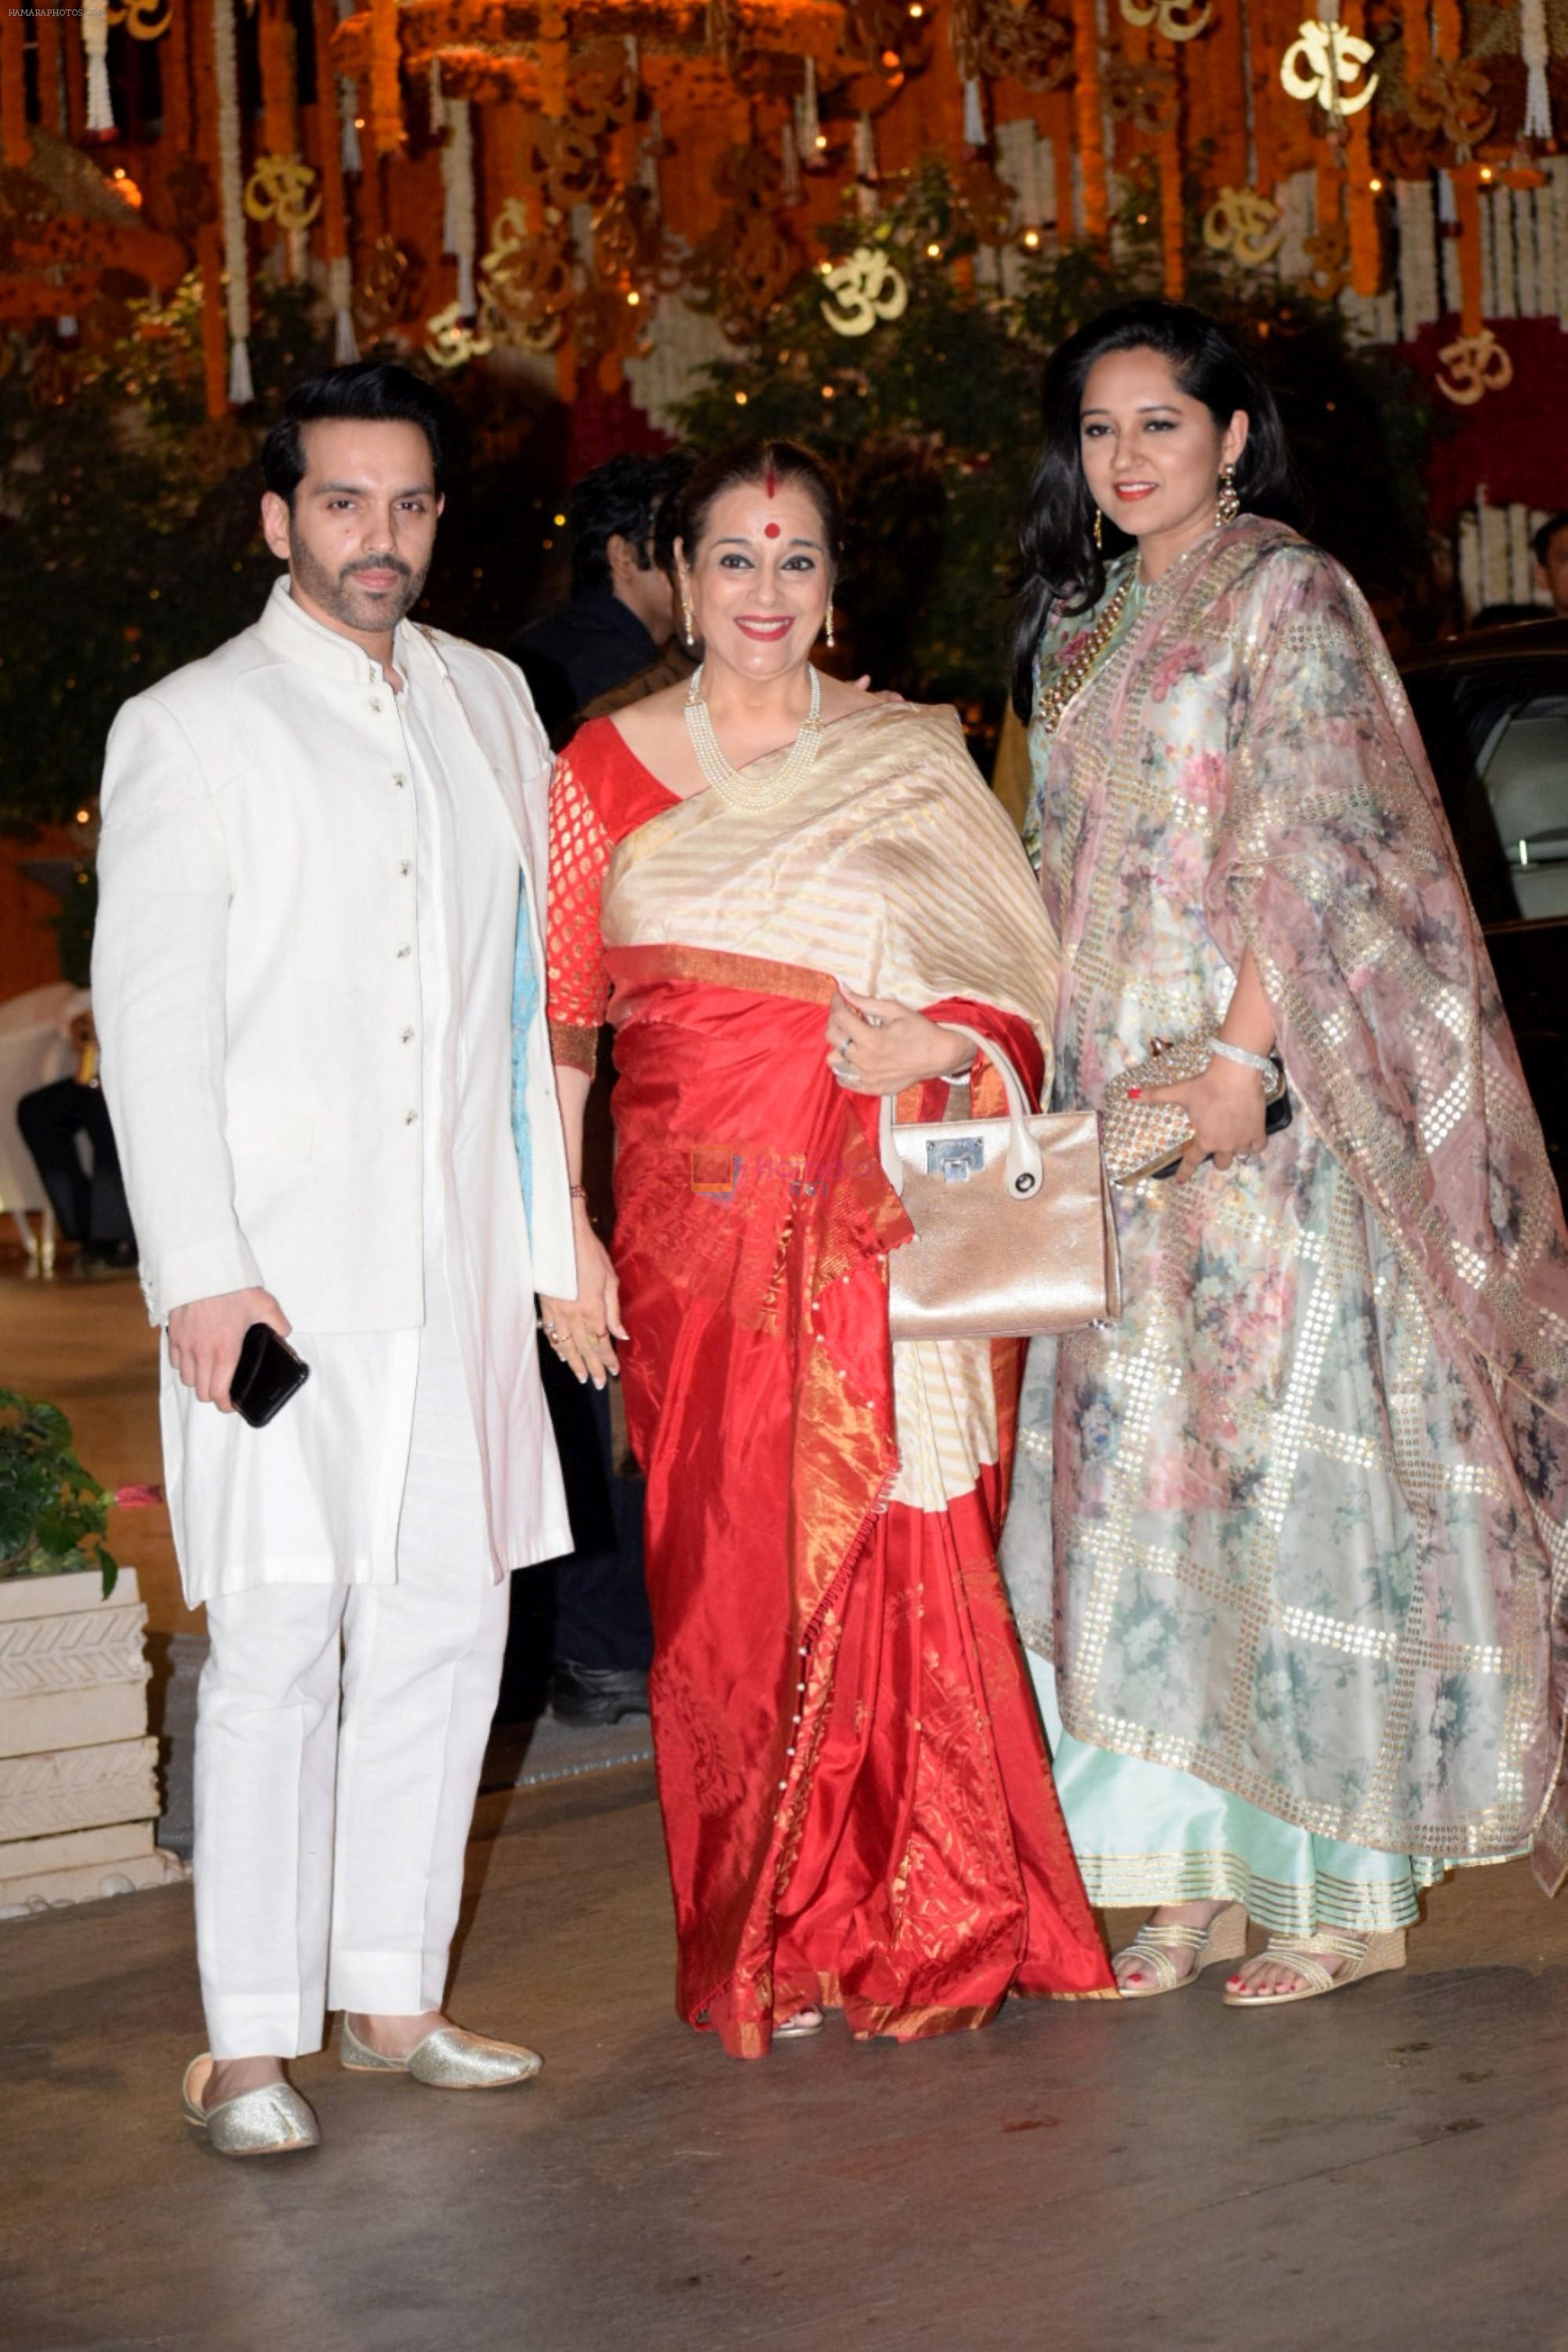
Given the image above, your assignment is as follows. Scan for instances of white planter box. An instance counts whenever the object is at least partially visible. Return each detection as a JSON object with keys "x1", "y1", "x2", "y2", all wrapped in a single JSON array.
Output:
[{"x1": 0, "y1": 1567, "x2": 186, "y2": 1912}]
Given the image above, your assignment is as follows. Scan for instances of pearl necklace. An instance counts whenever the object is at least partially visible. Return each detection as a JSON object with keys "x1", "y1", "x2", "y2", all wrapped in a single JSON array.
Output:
[
  {"x1": 1035, "y1": 568, "x2": 1138, "y2": 737},
  {"x1": 684, "y1": 662, "x2": 824, "y2": 811}
]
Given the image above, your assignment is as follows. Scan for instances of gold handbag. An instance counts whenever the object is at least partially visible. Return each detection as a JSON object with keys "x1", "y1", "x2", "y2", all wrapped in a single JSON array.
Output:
[
  {"x1": 1100, "y1": 1034, "x2": 1290, "y2": 1185},
  {"x1": 879, "y1": 1025, "x2": 1122, "y2": 1343}
]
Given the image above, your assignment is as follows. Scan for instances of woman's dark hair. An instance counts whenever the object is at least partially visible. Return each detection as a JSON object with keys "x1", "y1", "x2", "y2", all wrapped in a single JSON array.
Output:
[
  {"x1": 1010, "y1": 299, "x2": 1297, "y2": 717},
  {"x1": 260, "y1": 361, "x2": 452, "y2": 506},
  {"x1": 674, "y1": 438, "x2": 844, "y2": 572}
]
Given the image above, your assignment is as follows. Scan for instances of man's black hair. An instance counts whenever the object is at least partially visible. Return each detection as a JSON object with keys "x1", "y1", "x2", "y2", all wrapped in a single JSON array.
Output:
[
  {"x1": 570, "y1": 451, "x2": 692, "y2": 599},
  {"x1": 260, "y1": 361, "x2": 452, "y2": 506},
  {"x1": 1533, "y1": 511, "x2": 1568, "y2": 568}
]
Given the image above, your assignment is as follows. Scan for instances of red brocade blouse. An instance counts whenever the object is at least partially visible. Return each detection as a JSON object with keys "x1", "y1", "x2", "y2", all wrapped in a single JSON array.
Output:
[{"x1": 545, "y1": 718, "x2": 679, "y2": 1076}]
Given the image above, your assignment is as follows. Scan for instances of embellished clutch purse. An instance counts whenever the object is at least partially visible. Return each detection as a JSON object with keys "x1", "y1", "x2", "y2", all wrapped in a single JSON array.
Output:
[{"x1": 1101, "y1": 1036, "x2": 1291, "y2": 1187}]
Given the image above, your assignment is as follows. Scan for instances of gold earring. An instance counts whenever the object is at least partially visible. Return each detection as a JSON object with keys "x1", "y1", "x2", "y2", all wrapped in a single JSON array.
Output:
[
  {"x1": 1093, "y1": 506, "x2": 1103, "y2": 551},
  {"x1": 1216, "y1": 463, "x2": 1241, "y2": 525},
  {"x1": 681, "y1": 586, "x2": 695, "y2": 644},
  {"x1": 825, "y1": 601, "x2": 836, "y2": 648}
]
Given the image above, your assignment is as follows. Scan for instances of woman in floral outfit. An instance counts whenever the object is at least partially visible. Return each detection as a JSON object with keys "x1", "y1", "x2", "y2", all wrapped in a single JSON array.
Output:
[{"x1": 1001, "y1": 299, "x2": 1568, "y2": 2006}]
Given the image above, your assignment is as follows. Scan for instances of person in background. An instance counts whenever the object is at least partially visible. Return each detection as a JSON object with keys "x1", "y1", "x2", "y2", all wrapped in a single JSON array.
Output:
[
  {"x1": 15, "y1": 993, "x2": 136, "y2": 1276},
  {"x1": 508, "y1": 452, "x2": 692, "y2": 1732},
  {"x1": 1534, "y1": 511, "x2": 1568, "y2": 617},
  {"x1": 510, "y1": 453, "x2": 691, "y2": 745}
]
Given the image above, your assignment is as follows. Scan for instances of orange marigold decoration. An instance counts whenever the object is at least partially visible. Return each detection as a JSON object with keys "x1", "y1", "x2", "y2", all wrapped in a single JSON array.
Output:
[
  {"x1": 1072, "y1": 0, "x2": 1109, "y2": 240},
  {"x1": 1341, "y1": 0, "x2": 1378, "y2": 294},
  {"x1": 2, "y1": 1, "x2": 33, "y2": 165},
  {"x1": 1451, "y1": 158, "x2": 1482, "y2": 334},
  {"x1": 1403, "y1": 0, "x2": 1429, "y2": 86},
  {"x1": 370, "y1": 0, "x2": 405, "y2": 154},
  {"x1": 162, "y1": 0, "x2": 192, "y2": 151},
  {"x1": 259, "y1": 0, "x2": 298, "y2": 158}
]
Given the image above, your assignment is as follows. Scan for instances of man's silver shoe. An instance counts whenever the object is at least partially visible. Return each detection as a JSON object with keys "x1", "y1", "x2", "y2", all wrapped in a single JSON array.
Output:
[
  {"x1": 339, "y1": 2018, "x2": 543, "y2": 2089},
  {"x1": 181, "y1": 2055, "x2": 319, "y2": 2156}
]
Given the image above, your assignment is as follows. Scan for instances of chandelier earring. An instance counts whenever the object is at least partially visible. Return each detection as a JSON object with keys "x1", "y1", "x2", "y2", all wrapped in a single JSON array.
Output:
[
  {"x1": 679, "y1": 578, "x2": 696, "y2": 647},
  {"x1": 825, "y1": 601, "x2": 836, "y2": 649},
  {"x1": 1216, "y1": 462, "x2": 1242, "y2": 526},
  {"x1": 1093, "y1": 506, "x2": 1104, "y2": 552}
]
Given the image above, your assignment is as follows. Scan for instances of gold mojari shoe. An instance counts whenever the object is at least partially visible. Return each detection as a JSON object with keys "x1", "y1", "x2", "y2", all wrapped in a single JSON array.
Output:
[
  {"x1": 339, "y1": 2018, "x2": 543, "y2": 2089},
  {"x1": 1221, "y1": 1927, "x2": 1406, "y2": 2008},
  {"x1": 181, "y1": 2055, "x2": 319, "y2": 2156},
  {"x1": 1111, "y1": 1903, "x2": 1248, "y2": 1998}
]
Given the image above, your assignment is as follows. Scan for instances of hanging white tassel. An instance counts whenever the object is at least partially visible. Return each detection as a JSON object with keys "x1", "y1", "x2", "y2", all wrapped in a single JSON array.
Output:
[
  {"x1": 854, "y1": 112, "x2": 878, "y2": 219},
  {"x1": 82, "y1": 0, "x2": 114, "y2": 134},
  {"x1": 962, "y1": 74, "x2": 986, "y2": 147},
  {"x1": 328, "y1": 253, "x2": 358, "y2": 360},
  {"x1": 440, "y1": 92, "x2": 477, "y2": 314},
  {"x1": 639, "y1": 107, "x2": 662, "y2": 201},
  {"x1": 781, "y1": 117, "x2": 801, "y2": 205},
  {"x1": 212, "y1": 0, "x2": 252, "y2": 405},
  {"x1": 1522, "y1": 0, "x2": 1553, "y2": 142},
  {"x1": 336, "y1": 0, "x2": 361, "y2": 172},
  {"x1": 796, "y1": 55, "x2": 819, "y2": 158}
]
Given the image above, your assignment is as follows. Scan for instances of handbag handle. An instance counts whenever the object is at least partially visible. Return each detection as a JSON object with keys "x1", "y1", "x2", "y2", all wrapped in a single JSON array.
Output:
[{"x1": 877, "y1": 1023, "x2": 1046, "y2": 1202}]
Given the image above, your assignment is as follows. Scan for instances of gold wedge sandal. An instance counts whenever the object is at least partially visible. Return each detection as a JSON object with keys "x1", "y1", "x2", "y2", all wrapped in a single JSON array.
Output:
[
  {"x1": 1222, "y1": 1926, "x2": 1406, "y2": 2009},
  {"x1": 1111, "y1": 1902, "x2": 1248, "y2": 1998}
]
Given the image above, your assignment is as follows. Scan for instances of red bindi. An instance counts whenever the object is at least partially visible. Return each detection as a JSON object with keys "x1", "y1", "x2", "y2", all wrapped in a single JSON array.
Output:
[{"x1": 764, "y1": 521, "x2": 782, "y2": 538}]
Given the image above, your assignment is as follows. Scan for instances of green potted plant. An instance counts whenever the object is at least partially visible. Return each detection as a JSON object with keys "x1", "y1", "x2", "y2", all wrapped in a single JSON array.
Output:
[
  {"x1": 0, "y1": 1391, "x2": 118, "y2": 1597},
  {"x1": 0, "y1": 1391, "x2": 176, "y2": 1913}
]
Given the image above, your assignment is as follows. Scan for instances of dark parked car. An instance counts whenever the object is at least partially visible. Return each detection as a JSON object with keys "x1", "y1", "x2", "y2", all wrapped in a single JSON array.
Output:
[{"x1": 1402, "y1": 618, "x2": 1568, "y2": 1196}]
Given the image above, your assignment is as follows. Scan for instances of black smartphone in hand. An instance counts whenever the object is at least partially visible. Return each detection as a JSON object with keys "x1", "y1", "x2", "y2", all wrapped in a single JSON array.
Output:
[{"x1": 230, "y1": 1323, "x2": 310, "y2": 1428}]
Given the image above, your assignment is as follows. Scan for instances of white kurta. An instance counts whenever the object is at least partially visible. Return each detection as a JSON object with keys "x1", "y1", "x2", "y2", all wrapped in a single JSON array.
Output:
[{"x1": 160, "y1": 636, "x2": 524, "y2": 1597}]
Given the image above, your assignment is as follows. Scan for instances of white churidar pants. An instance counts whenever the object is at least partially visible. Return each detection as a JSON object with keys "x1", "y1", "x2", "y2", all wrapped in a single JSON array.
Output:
[{"x1": 192, "y1": 664, "x2": 511, "y2": 2060}]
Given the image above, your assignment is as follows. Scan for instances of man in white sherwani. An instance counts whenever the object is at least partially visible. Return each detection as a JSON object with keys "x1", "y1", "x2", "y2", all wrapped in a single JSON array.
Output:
[{"x1": 93, "y1": 363, "x2": 577, "y2": 2156}]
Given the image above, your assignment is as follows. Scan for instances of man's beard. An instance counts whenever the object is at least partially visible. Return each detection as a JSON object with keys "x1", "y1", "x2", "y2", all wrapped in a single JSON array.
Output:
[{"x1": 289, "y1": 528, "x2": 429, "y2": 633}]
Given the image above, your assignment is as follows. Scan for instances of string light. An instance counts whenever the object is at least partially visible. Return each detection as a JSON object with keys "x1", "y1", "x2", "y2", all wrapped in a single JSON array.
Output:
[
  {"x1": 1022, "y1": 227, "x2": 1040, "y2": 249},
  {"x1": 626, "y1": 289, "x2": 641, "y2": 304},
  {"x1": 735, "y1": 390, "x2": 749, "y2": 405},
  {"x1": 1369, "y1": 176, "x2": 1383, "y2": 192},
  {"x1": 926, "y1": 241, "x2": 941, "y2": 256},
  {"x1": 1479, "y1": 165, "x2": 1494, "y2": 181}
]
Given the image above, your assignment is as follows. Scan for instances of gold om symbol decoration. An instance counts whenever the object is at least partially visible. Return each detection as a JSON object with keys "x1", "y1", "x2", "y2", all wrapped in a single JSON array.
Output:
[
  {"x1": 1119, "y1": 0, "x2": 1213, "y2": 41},
  {"x1": 243, "y1": 155, "x2": 321, "y2": 231},
  {"x1": 1279, "y1": 20, "x2": 1378, "y2": 116},
  {"x1": 107, "y1": 0, "x2": 171, "y2": 39},
  {"x1": 1436, "y1": 328, "x2": 1513, "y2": 406},
  {"x1": 1407, "y1": 60, "x2": 1496, "y2": 154},
  {"x1": 1201, "y1": 186, "x2": 1284, "y2": 267},
  {"x1": 425, "y1": 302, "x2": 493, "y2": 372},
  {"x1": 820, "y1": 245, "x2": 909, "y2": 337},
  {"x1": 482, "y1": 198, "x2": 575, "y2": 350}
]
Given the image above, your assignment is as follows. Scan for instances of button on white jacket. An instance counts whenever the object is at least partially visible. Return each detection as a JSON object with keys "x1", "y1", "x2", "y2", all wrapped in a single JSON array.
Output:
[{"x1": 93, "y1": 578, "x2": 577, "y2": 1335}]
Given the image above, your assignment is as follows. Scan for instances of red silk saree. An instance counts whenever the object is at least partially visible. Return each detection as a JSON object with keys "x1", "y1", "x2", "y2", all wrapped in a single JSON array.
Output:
[{"x1": 546, "y1": 708, "x2": 1112, "y2": 2056}]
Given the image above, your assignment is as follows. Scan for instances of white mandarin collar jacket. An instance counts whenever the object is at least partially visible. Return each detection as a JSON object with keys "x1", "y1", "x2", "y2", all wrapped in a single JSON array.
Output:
[{"x1": 93, "y1": 577, "x2": 576, "y2": 1338}]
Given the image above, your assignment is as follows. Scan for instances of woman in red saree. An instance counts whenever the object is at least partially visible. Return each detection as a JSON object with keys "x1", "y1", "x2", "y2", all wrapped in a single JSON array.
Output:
[{"x1": 539, "y1": 441, "x2": 1112, "y2": 2056}]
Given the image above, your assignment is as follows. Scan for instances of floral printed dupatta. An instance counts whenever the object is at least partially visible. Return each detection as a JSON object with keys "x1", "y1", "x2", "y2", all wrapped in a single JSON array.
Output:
[{"x1": 1025, "y1": 515, "x2": 1568, "y2": 1891}]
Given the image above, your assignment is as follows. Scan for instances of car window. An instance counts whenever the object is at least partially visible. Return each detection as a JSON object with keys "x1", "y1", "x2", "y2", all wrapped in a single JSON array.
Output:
[
  {"x1": 1406, "y1": 663, "x2": 1568, "y2": 924},
  {"x1": 1475, "y1": 695, "x2": 1568, "y2": 920}
]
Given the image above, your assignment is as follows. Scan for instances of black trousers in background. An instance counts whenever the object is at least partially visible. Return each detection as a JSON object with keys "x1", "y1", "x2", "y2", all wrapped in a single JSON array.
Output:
[
  {"x1": 15, "y1": 1080, "x2": 134, "y2": 1250},
  {"x1": 499, "y1": 1339, "x2": 653, "y2": 1719}
]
